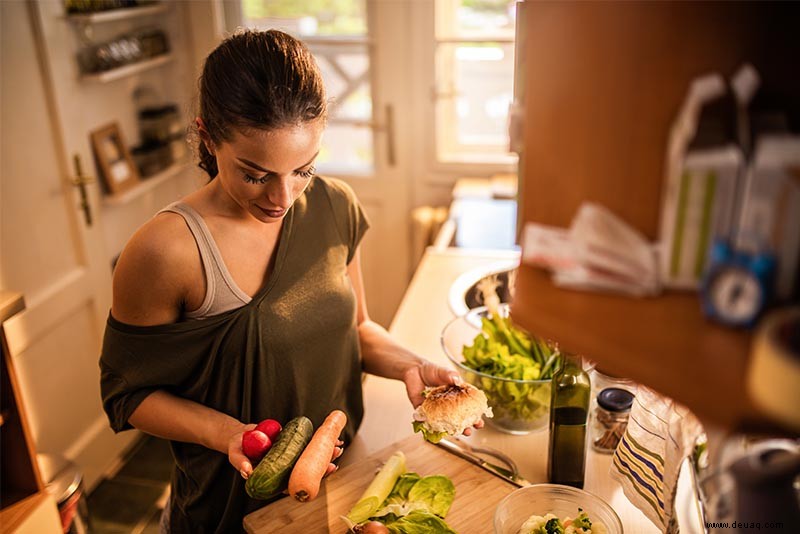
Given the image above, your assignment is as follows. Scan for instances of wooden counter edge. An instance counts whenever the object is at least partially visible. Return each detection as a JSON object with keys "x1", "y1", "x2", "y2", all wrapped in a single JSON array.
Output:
[{"x1": 0, "y1": 291, "x2": 25, "y2": 324}]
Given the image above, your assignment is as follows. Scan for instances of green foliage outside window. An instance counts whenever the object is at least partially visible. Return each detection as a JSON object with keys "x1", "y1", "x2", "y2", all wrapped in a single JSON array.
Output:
[{"x1": 241, "y1": 0, "x2": 366, "y2": 35}]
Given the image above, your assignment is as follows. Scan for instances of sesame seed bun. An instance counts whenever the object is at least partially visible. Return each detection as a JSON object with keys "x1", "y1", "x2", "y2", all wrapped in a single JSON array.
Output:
[{"x1": 413, "y1": 383, "x2": 493, "y2": 436}]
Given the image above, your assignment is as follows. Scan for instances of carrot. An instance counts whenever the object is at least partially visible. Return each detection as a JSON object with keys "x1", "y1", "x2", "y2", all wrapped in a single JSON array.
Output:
[{"x1": 288, "y1": 409, "x2": 348, "y2": 502}]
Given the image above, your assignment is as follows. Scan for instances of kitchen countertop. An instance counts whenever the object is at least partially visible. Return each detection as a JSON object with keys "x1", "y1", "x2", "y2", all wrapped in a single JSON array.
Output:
[{"x1": 342, "y1": 247, "x2": 660, "y2": 533}]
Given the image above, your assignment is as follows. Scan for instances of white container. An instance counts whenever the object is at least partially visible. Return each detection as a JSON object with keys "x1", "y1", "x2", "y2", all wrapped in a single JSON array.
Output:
[
  {"x1": 735, "y1": 135, "x2": 800, "y2": 300},
  {"x1": 663, "y1": 147, "x2": 745, "y2": 288}
]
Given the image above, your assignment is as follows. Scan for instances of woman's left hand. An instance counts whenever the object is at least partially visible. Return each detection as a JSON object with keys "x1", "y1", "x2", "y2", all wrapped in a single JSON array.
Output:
[{"x1": 402, "y1": 361, "x2": 484, "y2": 436}]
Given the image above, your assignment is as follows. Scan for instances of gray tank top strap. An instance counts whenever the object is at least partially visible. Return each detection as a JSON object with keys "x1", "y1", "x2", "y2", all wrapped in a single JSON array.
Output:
[{"x1": 158, "y1": 202, "x2": 251, "y2": 318}]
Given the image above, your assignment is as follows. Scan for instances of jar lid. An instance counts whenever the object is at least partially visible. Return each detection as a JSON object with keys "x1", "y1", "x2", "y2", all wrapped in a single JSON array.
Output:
[{"x1": 597, "y1": 387, "x2": 634, "y2": 412}]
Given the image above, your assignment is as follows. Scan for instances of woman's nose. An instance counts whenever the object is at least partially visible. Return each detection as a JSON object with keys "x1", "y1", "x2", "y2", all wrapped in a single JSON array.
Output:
[{"x1": 267, "y1": 177, "x2": 294, "y2": 208}]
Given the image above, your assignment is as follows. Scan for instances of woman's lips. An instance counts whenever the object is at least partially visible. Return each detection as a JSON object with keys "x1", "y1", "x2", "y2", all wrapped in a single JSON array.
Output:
[{"x1": 257, "y1": 205, "x2": 286, "y2": 218}]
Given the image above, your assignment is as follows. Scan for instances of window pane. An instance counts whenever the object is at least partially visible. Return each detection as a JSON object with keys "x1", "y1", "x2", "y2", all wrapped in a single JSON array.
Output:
[
  {"x1": 436, "y1": 41, "x2": 514, "y2": 152},
  {"x1": 318, "y1": 123, "x2": 373, "y2": 175},
  {"x1": 241, "y1": 0, "x2": 366, "y2": 36},
  {"x1": 239, "y1": 0, "x2": 373, "y2": 174},
  {"x1": 315, "y1": 51, "x2": 371, "y2": 121},
  {"x1": 437, "y1": 0, "x2": 516, "y2": 39}
]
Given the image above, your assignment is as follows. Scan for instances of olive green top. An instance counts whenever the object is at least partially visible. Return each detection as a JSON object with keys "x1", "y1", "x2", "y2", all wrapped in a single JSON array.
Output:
[{"x1": 100, "y1": 176, "x2": 369, "y2": 532}]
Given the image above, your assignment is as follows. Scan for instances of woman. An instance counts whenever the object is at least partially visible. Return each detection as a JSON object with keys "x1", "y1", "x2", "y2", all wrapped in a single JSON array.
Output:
[{"x1": 100, "y1": 29, "x2": 475, "y2": 532}]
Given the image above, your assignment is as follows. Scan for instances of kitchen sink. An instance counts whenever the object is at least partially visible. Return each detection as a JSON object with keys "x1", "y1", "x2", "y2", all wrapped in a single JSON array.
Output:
[{"x1": 448, "y1": 259, "x2": 520, "y2": 317}]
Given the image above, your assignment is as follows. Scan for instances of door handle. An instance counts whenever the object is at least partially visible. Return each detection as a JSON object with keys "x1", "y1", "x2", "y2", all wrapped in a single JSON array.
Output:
[
  {"x1": 384, "y1": 103, "x2": 396, "y2": 167},
  {"x1": 70, "y1": 154, "x2": 93, "y2": 227}
]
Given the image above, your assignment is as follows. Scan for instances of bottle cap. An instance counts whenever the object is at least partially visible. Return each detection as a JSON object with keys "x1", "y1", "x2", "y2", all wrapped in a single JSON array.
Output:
[{"x1": 597, "y1": 387, "x2": 634, "y2": 412}]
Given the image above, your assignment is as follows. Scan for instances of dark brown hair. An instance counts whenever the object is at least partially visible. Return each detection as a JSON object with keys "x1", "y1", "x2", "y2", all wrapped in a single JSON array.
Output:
[{"x1": 197, "y1": 29, "x2": 327, "y2": 178}]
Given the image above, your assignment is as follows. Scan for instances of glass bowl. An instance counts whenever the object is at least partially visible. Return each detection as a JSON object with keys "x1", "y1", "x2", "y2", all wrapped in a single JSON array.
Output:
[
  {"x1": 494, "y1": 484, "x2": 623, "y2": 534},
  {"x1": 441, "y1": 305, "x2": 553, "y2": 434}
]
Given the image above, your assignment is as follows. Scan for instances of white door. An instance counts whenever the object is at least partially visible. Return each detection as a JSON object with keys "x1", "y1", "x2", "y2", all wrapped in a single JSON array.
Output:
[
  {"x1": 0, "y1": 1, "x2": 138, "y2": 487},
  {"x1": 227, "y1": 0, "x2": 413, "y2": 328},
  {"x1": 348, "y1": 0, "x2": 413, "y2": 328}
]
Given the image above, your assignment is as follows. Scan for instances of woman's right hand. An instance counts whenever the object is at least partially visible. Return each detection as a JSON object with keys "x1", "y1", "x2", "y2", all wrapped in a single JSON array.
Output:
[{"x1": 228, "y1": 423, "x2": 257, "y2": 479}]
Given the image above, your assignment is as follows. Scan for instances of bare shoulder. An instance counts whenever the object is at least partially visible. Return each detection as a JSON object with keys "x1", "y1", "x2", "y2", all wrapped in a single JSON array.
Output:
[{"x1": 111, "y1": 211, "x2": 201, "y2": 326}]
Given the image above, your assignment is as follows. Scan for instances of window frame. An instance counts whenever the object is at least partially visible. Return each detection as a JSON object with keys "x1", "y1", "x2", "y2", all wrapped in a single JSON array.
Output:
[{"x1": 409, "y1": 0, "x2": 517, "y2": 185}]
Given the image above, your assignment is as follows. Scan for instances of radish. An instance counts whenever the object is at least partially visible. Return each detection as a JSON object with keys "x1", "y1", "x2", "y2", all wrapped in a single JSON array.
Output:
[
  {"x1": 242, "y1": 430, "x2": 272, "y2": 463},
  {"x1": 255, "y1": 419, "x2": 282, "y2": 442}
]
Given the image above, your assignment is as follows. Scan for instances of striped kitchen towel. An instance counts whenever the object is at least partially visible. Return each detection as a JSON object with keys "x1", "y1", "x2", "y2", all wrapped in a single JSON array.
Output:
[{"x1": 610, "y1": 387, "x2": 703, "y2": 533}]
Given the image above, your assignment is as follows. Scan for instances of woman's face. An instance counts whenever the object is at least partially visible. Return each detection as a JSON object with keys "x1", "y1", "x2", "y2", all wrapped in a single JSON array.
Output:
[{"x1": 211, "y1": 120, "x2": 324, "y2": 223}]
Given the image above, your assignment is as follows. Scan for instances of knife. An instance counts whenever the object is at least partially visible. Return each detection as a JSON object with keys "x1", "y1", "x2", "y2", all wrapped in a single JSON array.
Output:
[{"x1": 436, "y1": 437, "x2": 532, "y2": 488}]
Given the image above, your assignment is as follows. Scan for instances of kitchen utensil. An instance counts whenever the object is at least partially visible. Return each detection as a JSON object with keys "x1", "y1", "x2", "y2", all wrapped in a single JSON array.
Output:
[{"x1": 436, "y1": 437, "x2": 532, "y2": 488}]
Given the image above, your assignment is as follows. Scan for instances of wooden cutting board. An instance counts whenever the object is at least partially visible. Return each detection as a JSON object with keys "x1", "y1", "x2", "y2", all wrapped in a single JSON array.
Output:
[{"x1": 243, "y1": 434, "x2": 519, "y2": 533}]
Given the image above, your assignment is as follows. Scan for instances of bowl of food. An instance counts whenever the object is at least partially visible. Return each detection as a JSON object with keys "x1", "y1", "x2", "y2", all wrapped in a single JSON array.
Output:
[
  {"x1": 494, "y1": 484, "x2": 623, "y2": 534},
  {"x1": 441, "y1": 304, "x2": 560, "y2": 434}
]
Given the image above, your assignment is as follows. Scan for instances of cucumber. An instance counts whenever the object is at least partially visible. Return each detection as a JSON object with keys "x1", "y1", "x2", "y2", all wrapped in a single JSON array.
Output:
[{"x1": 245, "y1": 416, "x2": 314, "y2": 500}]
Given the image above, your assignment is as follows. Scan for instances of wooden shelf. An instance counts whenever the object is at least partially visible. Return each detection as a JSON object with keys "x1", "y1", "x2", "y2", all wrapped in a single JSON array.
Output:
[
  {"x1": 511, "y1": 265, "x2": 760, "y2": 430},
  {"x1": 102, "y1": 160, "x2": 190, "y2": 206},
  {"x1": 80, "y1": 53, "x2": 173, "y2": 84},
  {"x1": 66, "y1": 3, "x2": 167, "y2": 24}
]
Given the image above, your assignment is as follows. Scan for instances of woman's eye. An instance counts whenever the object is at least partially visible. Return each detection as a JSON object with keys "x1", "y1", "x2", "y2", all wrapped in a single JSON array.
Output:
[
  {"x1": 296, "y1": 166, "x2": 316, "y2": 179},
  {"x1": 243, "y1": 173, "x2": 268, "y2": 185}
]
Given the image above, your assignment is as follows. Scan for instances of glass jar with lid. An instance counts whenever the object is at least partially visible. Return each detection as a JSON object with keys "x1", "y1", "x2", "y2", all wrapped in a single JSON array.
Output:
[{"x1": 590, "y1": 387, "x2": 635, "y2": 454}]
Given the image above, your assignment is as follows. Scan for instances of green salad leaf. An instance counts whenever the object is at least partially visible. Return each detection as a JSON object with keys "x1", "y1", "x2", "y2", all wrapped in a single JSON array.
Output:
[
  {"x1": 347, "y1": 468, "x2": 458, "y2": 533},
  {"x1": 412, "y1": 421, "x2": 447, "y2": 444},
  {"x1": 384, "y1": 473, "x2": 421, "y2": 505},
  {"x1": 460, "y1": 312, "x2": 561, "y2": 425},
  {"x1": 406, "y1": 475, "x2": 455, "y2": 518},
  {"x1": 384, "y1": 510, "x2": 457, "y2": 534}
]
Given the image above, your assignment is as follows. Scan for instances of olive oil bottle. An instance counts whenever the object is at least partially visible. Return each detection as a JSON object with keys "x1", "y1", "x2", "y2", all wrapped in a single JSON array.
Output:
[{"x1": 547, "y1": 353, "x2": 591, "y2": 488}]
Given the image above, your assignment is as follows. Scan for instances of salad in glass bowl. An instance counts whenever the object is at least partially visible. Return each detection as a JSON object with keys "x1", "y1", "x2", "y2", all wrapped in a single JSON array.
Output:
[
  {"x1": 441, "y1": 304, "x2": 561, "y2": 434},
  {"x1": 494, "y1": 484, "x2": 622, "y2": 534}
]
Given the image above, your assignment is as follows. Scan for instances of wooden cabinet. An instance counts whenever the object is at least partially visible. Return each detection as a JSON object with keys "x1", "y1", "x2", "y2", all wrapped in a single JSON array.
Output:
[
  {"x1": 0, "y1": 292, "x2": 60, "y2": 531},
  {"x1": 511, "y1": 2, "x2": 800, "y2": 432}
]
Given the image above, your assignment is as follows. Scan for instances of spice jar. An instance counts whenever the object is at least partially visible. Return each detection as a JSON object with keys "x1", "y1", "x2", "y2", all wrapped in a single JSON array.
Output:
[
  {"x1": 590, "y1": 387, "x2": 634, "y2": 454},
  {"x1": 139, "y1": 104, "x2": 180, "y2": 145}
]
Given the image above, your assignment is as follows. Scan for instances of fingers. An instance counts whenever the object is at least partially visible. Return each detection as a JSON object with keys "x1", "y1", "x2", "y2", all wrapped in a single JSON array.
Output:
[
  {"x1": 235, "y1": 456, "x2": 253, "y2": 479},
  {"x1": 325, "y1": 462, "x2": 338, "y2": 476},
  {"x1": 322, "y1": 445, "x2": 344, "y2": 478},
  {"x1": 403, "y1": 367, "x2": 426, "y2": 407},
  {"x1": 420, "y1": 361, "x2": 462, "y2": 388},
  {"x1": 229, "y1": 423, "x2": 257, "y2": 479}
]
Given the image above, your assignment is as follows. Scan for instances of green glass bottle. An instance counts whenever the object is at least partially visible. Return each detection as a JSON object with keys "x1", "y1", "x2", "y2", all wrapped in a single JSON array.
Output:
[{"x1": 547, "y1": 353, "x2": 591, "y2": 488}]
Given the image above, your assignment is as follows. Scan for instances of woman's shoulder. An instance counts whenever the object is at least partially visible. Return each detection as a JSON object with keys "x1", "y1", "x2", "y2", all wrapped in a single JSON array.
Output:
[
  {"x1": 307, "y1": 176, "x2": 362, "y2": 220},
  {"x1": 111, "y1": 210, "x2": 201, "y2": 325},
  {"x1": 309, "y1": 175, "x2": 359, "y2": 204},
  {"x1": 121, "y1": 210, "x2": 198, "y2": 267}
]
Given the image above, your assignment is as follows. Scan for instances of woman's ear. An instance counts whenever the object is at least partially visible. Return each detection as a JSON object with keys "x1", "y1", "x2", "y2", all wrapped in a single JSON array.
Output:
[{"x1": 195, "y1": 117, "x2": 214, "y2": 154}]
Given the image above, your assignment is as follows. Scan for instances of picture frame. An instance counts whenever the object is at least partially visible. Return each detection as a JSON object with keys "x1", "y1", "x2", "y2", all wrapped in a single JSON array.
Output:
[{"x1": 90, "y1": 122, "x2": 140, "y2": 195}]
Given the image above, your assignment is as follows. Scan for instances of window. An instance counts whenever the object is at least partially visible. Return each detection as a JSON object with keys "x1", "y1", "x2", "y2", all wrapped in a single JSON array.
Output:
[
  {"x1": 434, "y1": 0, "x2": 517, "y2": 164},
  {"x1": 236, "y1": 0, "x2": 374, "y2": 176},
  {"x1": 227, "y1": 0, "x2": 518, "y2": 176}
]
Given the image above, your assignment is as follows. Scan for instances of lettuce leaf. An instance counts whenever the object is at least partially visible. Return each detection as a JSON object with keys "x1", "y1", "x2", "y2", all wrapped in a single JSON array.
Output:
[
  {"x1": 407, "y1": 475, "x2": 455, "y2": 518},
  {"x1": 385, "y1": 473, "x2": 421, "y2": 505},
  {"x1": 384, "y1": 510, "x2": 457, "y2": 534},
  {"x1": 412, "y1": 421, "x2": 447, "y2": 444}
]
